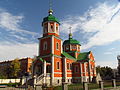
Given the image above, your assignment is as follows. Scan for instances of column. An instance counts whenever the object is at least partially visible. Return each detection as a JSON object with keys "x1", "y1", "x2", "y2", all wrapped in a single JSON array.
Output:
[
  {"x1": 51, "y1": 56, "x2": 54, "y2": 86},
  {"x1": 84, "y1": 63, "x2": 87, "y2": 82},
  {"x1": 43, "y1": 61, "x2": 46, "y2": 84},
  {"x1": 80, "y1": 63, "x2": 83, "y2": 82},
  {"x1": 88, "y1": 61, "x2": 91, "y2": 82},
  {"x1": 63, "y1": 57, "x2": 67, "y2": 82}
]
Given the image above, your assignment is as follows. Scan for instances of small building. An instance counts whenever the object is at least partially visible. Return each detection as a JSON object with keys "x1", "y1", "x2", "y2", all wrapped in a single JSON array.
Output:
[
  {"x1": 0, "y1": 57, "x2": 33, "y2": 77},
  {"x1": 32, "y1": 9, "x2": 96, "y2": 86}
]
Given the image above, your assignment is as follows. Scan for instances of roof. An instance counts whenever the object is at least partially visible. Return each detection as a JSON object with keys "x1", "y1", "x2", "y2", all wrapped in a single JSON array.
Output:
[
  {"x1": 77, "y1": 51, "x2": 90, "y2": 61},
  {"x1": 42, "y1": 14, "x2": 60, "y2": 24},
  {"x1": 62, "y1": 52, "x2": 76, "y2": 60},
  {"x1": 39, "y1": 58, "x2": 45, "y2": 62},
  {"x1": 63, "y1": 38, "x2": 80, "y2": 45}
]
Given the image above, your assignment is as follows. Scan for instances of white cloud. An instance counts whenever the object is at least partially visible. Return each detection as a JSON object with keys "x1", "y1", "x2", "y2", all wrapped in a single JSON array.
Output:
[
  {"x1": 0, "y1": 9, "x2": 37, "y2": 36},
  {"x1": 0, "y1": 8, "x2": 39, "y2": 61},
  {"x1": 0, "y1": 43, "x2": 38, "y2": 61},
  {"x1": 61, "y1": 2, "x2": 120, "y2": 50}
]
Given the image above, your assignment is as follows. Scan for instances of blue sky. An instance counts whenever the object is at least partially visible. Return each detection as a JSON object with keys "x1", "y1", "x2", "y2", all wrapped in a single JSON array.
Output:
[{"x1": 0, "y1": 0, "x2": 120, "y2": 68}]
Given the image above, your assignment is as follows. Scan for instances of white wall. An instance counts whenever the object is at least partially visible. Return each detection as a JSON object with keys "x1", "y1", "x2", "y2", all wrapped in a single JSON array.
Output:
[{"x1": 0, "y1": 79, "x2": 20, "y2": 84}]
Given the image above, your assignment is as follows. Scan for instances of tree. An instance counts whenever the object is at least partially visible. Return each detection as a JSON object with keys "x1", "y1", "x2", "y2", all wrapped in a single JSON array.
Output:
[
  {"x1": 96, "y1": 66, "x2": 114, "y2": 80},
  {"x1": 10, "y1": 58, "x2": 20, "y2": 78}
]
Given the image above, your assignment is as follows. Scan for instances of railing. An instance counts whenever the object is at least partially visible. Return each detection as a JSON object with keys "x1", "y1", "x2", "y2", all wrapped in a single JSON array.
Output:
[{"x1": 36, "y1": 73, "x2": 44, "y2": 83}]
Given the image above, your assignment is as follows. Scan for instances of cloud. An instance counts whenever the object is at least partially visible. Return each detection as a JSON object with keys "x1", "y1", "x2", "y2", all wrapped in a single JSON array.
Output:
[
  {"x1": 0, "y1": 8, "x2": 39, "y2": 44},
  {"x1": 0, "y1": 42, "x2": 38, "y2": 61},
  {"x1": 0, "y1": 8, "x2": 39, "y2": 61},
  {"x1": 61, "y1": 2, "x2": 120, "y2": 50},
  {"x1": 0, "y1": 8, "x2": 37, "y2": 36}
]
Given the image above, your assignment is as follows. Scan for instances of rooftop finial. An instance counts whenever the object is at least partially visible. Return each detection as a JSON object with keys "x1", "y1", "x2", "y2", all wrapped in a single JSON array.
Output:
[
  {"x1": 69, "y1": 27, "x2": 72, "y2": 39},
  {"x1": 48, "y1": 0, "x2": 53, "y2": 15}
]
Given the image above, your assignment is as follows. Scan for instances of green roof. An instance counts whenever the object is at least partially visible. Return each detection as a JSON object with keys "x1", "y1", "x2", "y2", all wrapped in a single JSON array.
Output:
[
  {"x1": 42, "y1": 14, "x2": 60, "y2": 24},
  {"x1": 63, "y1": 38, "x2": 80, "y2": 45},
  {"x1": 62, "y1": 52, "x2": 76, "y2": 60},
  {"x1": 77, "y1": 52, "x2": 90, "y2": 61},
  {"x1": 39, "y1": 58, "x2": 45, "y2": 62}
]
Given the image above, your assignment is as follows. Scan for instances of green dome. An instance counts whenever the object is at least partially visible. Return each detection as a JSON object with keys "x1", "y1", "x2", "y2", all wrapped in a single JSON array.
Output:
[
  {"x1": 63, "y1": 38, "x2": 80, "y2": 45},
  {"x1": 42, "y1": 14, "x2": 60, "y2": 24}
]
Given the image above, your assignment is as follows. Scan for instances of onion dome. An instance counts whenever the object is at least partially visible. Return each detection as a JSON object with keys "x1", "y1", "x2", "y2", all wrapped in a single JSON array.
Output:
[
  {"x1": 63, "y1": 33, "x2": 80, "y2": 45},
  {"x1": 42, "y1": 9, "x2": 60, "y2": 25}
]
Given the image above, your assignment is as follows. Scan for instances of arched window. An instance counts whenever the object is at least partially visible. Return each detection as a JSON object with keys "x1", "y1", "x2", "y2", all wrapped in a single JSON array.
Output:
[
  {"x1": 56, "y1": 26, "x2": 58, "y2": 33},
  {"x1": 56, "y1": 42, "x2": 59, "y2": 50},
  {"x1": 43, "y1": 42, "x2": 47, "y2": 50},
  {"x1": 57, "y1": 62, "x2": 60, "y2": 69}
]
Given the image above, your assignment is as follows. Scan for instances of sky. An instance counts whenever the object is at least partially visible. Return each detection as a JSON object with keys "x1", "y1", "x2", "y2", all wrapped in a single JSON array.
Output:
[{"x1": 0, "y1": 0, "x2": 120, "y2": 68}]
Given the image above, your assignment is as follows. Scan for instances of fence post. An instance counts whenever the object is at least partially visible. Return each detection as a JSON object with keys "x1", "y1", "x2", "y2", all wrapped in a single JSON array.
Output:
[
  {"x1": 112, "y1": 79, "x2": 116, "y2": 88},
  {"x1": 62, "y1": 82, "x2": 68, "y2": 90},
  {"x1": 99, "y1": 81, "x2": 104, "y2": 90},
  {"x1": 35, "y1": 85, "x2": 42, "y2": 90},
  {"x1": 83, "y1": 82, "x2": 88, "y2": 90},
  {"x1": 33, "y1": 76, "x2": 36, "y2": 88}
]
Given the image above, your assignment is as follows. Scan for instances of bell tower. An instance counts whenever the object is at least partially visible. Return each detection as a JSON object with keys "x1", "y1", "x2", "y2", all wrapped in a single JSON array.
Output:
[
  {"x1": 38, "y1": 8, "x2": 63, "y2": 85},
  {"x1": 42, "y1": 9, "x2": 60, "y2": 37}
]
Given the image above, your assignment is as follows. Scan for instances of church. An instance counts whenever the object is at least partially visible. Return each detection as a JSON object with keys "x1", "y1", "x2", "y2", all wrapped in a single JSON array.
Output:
[{"x1": 32, "y1": 9, "x2": 96, "y2": 86}]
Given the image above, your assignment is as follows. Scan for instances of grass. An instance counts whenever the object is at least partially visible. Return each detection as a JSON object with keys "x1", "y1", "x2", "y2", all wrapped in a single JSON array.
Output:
[
  {"x1": 51, "y1": 80, "x2": 120, "y2": 90},
  {"x1": 0, "y1": 83, "x2": 20, "y2": 87}
]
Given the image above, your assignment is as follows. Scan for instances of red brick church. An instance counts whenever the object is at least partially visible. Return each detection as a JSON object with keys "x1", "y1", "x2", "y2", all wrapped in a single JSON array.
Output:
[{"x1": 32, "y1": 9, "x2": 96, "y2": 86}]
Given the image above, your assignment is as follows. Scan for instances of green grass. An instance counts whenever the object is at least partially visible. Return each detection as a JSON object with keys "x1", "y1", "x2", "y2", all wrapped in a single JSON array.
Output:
[
  {"x1": 43, "y1": 80, "x2": 120, "y2": 90},
  {"x1": 0, "y1": 83, "x2": 20, "y2": 87}
]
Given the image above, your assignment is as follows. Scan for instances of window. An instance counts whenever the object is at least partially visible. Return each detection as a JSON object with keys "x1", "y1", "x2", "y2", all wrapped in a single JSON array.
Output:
[
  {"x1": 57, "y1": 62, "x2": 60, "y2": 69},
  {"x1": 56, "y1": 42, "x2": 59, "y2": 50},
  {"x1": 57, "y1": 79, "x2": 59, "y2": 83},
  {"x1": 67, "y1": 63, "x2": 72, "y2": 70},
  {"x1": 43, "y1": 42, "x2": 47, "y2": 50},
  {"x1": 70, "y1": 63, "x2": 72, "y2": 70},
  {"x1": 67, "y1": 63, "x2": 69, "y2": 70},
  {"x1": 56, "y1": 26, "x2": 58, "y2": 33},
  {"x1": 75, "y1": 66, "x2": 78, "y2": 73},
  {"x1": 44, "y1": 25, "x2": 48, "y2": 33},
  {"x1": 51, "y1": 25, "x2": 54, "y2": 32},
  {"x1": 66, "y1": 46, "x2": 69, "y2": 50}
]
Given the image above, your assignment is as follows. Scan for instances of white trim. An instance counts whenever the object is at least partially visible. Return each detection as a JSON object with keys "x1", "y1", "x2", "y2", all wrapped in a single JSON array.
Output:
[
  {"x1": 52, "y1": 36, "x2": 54, "y2": 54},
  {"x1": 63, "y1": 57, "x2": 67, "y2": 82},
  {"x1": 61, "y1": 40, "x2": 63, "y2": 53},
  {"x1": 51, "y1": 56, "x2": 54, "y2": 84},
  {"x1": 80, "y1": 63, "x2": 83, "y2": 82},
  {"x1": 54, "y1": 72, "x2": 62, "y2": 74},
  {"x1": 54, "y1": 22, "x2": 56, "y2": 33}
]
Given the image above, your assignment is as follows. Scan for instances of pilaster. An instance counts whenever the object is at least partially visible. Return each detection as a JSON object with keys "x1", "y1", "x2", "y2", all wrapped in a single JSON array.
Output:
[
  {"x1": 63, "y1": 57, "x2": 67, "y2": 82},
  {"x1": 43, "y1": 61, "x2": 46, "y2": 84},
  {"x1": 88, "y1": 60, "x2": 91, "y2": 82},
  {"x1": 51, "y1": 56, "x2": 54, "y2": 85}
]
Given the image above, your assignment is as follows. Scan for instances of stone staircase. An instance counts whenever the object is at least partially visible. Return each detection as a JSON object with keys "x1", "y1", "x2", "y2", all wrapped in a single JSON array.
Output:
[{"x1": 36, "y1": 73, "x2": 45, "y2": 85}]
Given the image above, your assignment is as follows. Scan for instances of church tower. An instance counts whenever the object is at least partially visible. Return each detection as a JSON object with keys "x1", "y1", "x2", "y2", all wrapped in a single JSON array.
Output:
[{"x1": 38, "y1": 9, "x2": 62, "y2": 85}]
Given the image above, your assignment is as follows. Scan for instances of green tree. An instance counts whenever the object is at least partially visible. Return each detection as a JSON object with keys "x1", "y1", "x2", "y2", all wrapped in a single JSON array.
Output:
[
  {"x1": 96, "y1": 66, "x2": 114, "y2": 80},
  {"x1": 10, "y1": 58, "x2": 20, "y2": 78}
]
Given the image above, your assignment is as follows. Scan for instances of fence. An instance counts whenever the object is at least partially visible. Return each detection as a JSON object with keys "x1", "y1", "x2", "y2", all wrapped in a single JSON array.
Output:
[
  {"x1": 54, "y1": 79, "x2": 120, "y2": 90},
  {"x1": 0, "y1": 79, "x2": 20, "y2": 84},
  {"x1": 0, "y1": 79, "x2": 120, "y2": 90}
]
